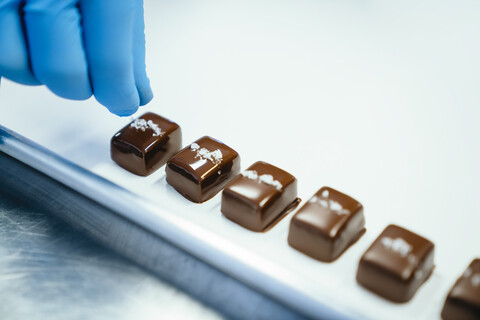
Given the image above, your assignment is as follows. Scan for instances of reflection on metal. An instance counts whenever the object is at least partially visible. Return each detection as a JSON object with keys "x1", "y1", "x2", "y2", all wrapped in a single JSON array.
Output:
[
  {"x1": 0, "y1": 150, "x2": 305, "y2": 320},
  {"x1": 0, "y1": 192, "x2": 222, "y2": 320}
]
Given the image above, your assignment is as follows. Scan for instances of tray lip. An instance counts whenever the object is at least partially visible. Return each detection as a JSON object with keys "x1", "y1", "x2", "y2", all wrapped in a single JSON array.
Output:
[{"x1": 0, "y1": 124, "x2": 364, "y2": 320}]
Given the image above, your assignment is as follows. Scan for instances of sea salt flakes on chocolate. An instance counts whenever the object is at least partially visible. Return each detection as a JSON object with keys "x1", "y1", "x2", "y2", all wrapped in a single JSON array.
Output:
[
  {"x1": 111, "y1": 112, "x2": 181, "y2": 176},
  {"x1": 356, "y1": 224, "x2": 434, "y2": 303},
  {"x1": 222, "y1": 161, "x2": 299, "y2": 232},
  {"x1": 288, "y1": 187, "x2": 365, "y2": 262},
  {"x1": 166, "y1": 136, "x2": 240, "y2": 203}
]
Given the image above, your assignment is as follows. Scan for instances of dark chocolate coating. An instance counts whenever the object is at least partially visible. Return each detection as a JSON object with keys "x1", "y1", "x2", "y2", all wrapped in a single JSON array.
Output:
[
  {"x1": 165, "y1": 136, "x2": 240, "y2": 203},
  {"x1": 221, "y1": 161, "x2": 298, "y2": 232},
  {"x1": 356, "y1": 224, "x2": 435, "y2": 303},
  {"x1": 441, "y1": 259, "x2": 480, "y2": 320},
  {"x1": 288, "y1": 187, "x2": 365, "y2": 262},
  {"x1": 111, "y1": 112, "x2": 181, "y2": 176}
]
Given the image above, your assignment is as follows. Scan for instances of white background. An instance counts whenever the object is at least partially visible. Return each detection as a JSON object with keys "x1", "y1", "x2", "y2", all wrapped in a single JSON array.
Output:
[{"x1": 1, "y1": 0, "x2": 480, "y2": 319}]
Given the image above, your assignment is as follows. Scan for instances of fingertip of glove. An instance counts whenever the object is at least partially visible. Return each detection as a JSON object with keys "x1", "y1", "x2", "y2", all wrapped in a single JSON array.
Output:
[
  {"x1": 94, "y1": 88, "x2": 141, "y2": 117},
  {"x1": 0, "y1": 66, "x2": 41, "y2": 86},
  {"x1": 3, "y1": 76, "x2": 42, "y2": 86},
  {"x1": 108, "y1": 105, "x2": 140, "y2": 117},
  {"x1": 0, "y1": 53, "x2": 41, "y2": 86}
]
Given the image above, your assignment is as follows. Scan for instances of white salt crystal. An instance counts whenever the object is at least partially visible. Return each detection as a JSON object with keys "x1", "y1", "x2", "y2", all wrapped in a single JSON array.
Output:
[
  {"x1": 329, "y1": 200, "x2": 343, "y2": 212},
  {"x1": 242, "y1": 170, "x2": 259, "y2": 180},
  {"x1": 146, "y1": 120, "x2": 162, "y2": 136},
  {"x1": 240, "y1": 171, "x2": 282, "y2": 190},
  {"x1": 130, "y1": 118, "x2": 163, "y2": 137},
  {"x1": 197, "y1": 148, "x2": 209, "y2": 157},
  {"x1": 190, "y1": 143, "x2": 200, "y2": 151},
  {"x1": 392, "y1": 238, "x2": 412, "y2": 257},
  {"x1": 319, "y1": 199, "x2": 329, "y2": 208},
  {"x1": 381, "y1": 237, "x2": 412, "y2": 257},
  {"x1": 259, "y1": 174, "x2": 274, "y2": 184},
  {"x1": 328, "y1": 200, "x2": 350, "y2": 215},
  {"x1": 310, "y1": 193, "x2": 350, "y2": 215},
  {"x1": 269, "y1": 180, "x2": 283, "y2": 190},
  {"x1": 210, "y1": 150, "x2": 223, "y2": 164},
  {"x1": 381, "y1": 237, "x2": 393, "y2": 249},
  {"x1": 190, "y1": 144, "x2": 223, "y2": 164},
  {"x1": 259, "y1": 174, "x2": 282, "y2": 190}
]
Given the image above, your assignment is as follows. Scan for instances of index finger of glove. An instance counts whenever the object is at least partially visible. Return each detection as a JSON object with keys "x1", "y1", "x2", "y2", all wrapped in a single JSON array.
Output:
[{"x1": 79, "y1": 0, "x2": 140, "y2": 116}]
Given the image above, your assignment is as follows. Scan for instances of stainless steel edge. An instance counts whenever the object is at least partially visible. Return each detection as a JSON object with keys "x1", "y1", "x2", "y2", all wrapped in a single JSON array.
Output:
[
  {"x1": 0, "y1": 125, "x2": 364, "y2": 320},
  {"x1": 0, "y1": 151, "x2": 302, "y2": 320}
]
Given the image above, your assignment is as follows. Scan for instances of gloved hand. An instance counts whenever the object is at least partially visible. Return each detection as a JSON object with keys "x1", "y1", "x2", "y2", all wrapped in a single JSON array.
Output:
[{"x1": 0, "y1": 0, "x2": 153, "y2": 116}]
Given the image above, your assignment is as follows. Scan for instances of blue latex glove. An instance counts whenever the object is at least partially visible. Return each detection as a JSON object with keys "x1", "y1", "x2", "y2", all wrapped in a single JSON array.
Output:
[{"x1": 0, "y1": 0, "x2": 153, "y2": 116}]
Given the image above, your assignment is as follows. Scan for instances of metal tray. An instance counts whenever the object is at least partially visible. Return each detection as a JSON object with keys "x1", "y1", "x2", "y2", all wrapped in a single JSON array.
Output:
[{"x1": 1, "y1": 1, "x2": 479, "y2": 318}]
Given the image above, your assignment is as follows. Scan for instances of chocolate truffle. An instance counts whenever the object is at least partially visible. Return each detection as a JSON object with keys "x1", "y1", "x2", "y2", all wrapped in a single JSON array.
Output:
[
  {"x1": 356, "y1": 224, "x2": 435, "y2": 303},
  {"x1": 441, "y1": 259, "x2": 480, "y2": 320},
  {"x1": 287, "y1": 187, "x2": 365, "y2": 262},
  {"x1": 165, "y1": 136, "x2": 240, "y2": 203},
  {"x1": 111, "y1": 112, "x2": 181, "y2": 176},
  {"x1": 221, "y1": 161, "x2": 299, "y2": 232}
]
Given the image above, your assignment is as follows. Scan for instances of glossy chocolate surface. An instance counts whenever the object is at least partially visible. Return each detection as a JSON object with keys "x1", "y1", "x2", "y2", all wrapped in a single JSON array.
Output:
[
  {"x1": 165, "y1": 136, "x2": 240, "y2": 203},
  {"x1": 442, "y1": 259, "x2": 480, "y2": 320},
  {"x1": 356, "y1": 224, "x2": 434, "y2": 303},
  {"x1": 111, "y1": 112, "x2": 181, "y2": 176},
  {"x1": 288, "y1": 187, "x2": 365, "y2": 262},
  {"x1": 221, "y1": 161, "x2": 299, "y2": 232}
]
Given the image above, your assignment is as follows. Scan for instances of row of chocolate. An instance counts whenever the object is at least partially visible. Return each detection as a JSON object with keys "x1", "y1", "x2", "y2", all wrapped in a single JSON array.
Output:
[{"x1": 110, "y1": 112, "x2": 479, "y2": 319}]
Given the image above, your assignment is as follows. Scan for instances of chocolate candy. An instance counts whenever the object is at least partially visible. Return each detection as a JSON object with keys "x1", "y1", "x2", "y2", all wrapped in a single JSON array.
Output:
[
  {"x1": 111, "y1": 112, "x2": 181, "y2": 176},
  {"x1": 287, "y1": 187, "x2": 365, "y2": 262},
  {"x1": 356, "y1": 224, "x2": 434, "y2": 302},
  {"x1": 166, "y1": 136, "x2": 240, "y2": 203},
  {"x1": 221, "y1": 161, "x2": 299, "y2": 232},
  {"x1": 441, "y1": 259, "x2": 480, "y2": 320}
]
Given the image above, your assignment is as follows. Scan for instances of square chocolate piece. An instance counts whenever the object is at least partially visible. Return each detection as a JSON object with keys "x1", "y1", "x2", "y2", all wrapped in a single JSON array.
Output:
[
  {"x1": 165, "y1": 136, "x2": 240, "y2": 203},
  {"x1": 287, "y1": 187, "x2": 365, "y2": 262},
  {"x1": 356, "y1": 224, "x2": 435, "y2": 303},
  {"x1": 221, "y1": 161, "x2": 299, "y2": 232},
  {"x1": 441, "y1": 259, "x2": 480, "y2": 320},
  {"x1": 111, "y1": 112, "x2": 181, "y2": 176}
]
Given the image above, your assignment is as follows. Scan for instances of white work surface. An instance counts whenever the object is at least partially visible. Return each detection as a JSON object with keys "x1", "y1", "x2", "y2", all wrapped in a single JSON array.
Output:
[{"x1": 1, "y1": 0, "x2": 479, "y2": 319}]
